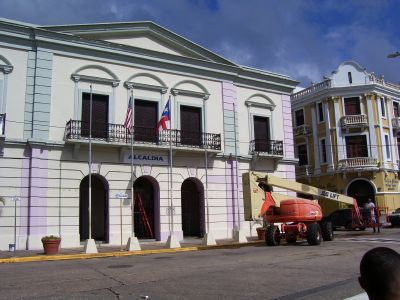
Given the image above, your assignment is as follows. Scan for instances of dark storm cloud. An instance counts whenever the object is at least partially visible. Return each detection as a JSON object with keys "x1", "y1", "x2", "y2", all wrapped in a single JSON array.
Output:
[{"x1": 0, "y1": 0, "x2": 399, "y2": 86}]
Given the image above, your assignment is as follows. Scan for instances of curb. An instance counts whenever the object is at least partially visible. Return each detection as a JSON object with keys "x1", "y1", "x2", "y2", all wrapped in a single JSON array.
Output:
[{"x1": 0, "y1": 240, "x2": 263, "y2": 264}]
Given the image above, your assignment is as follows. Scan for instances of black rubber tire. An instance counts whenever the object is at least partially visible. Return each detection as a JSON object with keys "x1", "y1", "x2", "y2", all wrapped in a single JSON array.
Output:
[
  {"x1": 358, "y1": 227, "x2": 366, "y2": 231},
  {"x1": 345, "y1": 222, "x2": 353, "y2": 231},
  {"x1": 321, "y1": 222, "x2": 334, "y2": 241},
  {"x1": 266, "y1": 225, "x2": 281, "y2": 246},
  {"x1": 306, "y1": 223, "x2": 322, "y2": 246}
]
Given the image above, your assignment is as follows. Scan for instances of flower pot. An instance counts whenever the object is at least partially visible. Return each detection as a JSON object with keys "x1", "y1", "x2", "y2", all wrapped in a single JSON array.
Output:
[
  {"x1": 42, "y1": 239, "x2": 61, "y2": 255},
  {"x1": 256, "y1": 227, "x2": 266, "y2": 240}
]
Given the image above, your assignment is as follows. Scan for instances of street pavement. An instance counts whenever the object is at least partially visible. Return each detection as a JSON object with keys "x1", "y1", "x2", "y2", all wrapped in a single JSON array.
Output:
[{"x1": 0, "y1": 228, "x2": 399, "y2": 300}]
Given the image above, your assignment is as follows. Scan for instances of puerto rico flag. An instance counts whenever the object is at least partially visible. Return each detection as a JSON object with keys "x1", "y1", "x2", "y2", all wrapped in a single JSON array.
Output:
[
  {"x1": 124, "y1": 96, "x2": 133, "y2": 133},
  {"x1": 157, "y1": 98, "x2": 170, "y2": 132}
]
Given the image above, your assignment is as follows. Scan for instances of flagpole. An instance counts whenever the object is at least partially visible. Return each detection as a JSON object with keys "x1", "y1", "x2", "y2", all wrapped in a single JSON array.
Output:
[
  {"x1": 84, "y1": 84, "x2": 97, "y2": 253},
  {"x1": 126, "y1": 87, "x2": 140, "y2": 251}
]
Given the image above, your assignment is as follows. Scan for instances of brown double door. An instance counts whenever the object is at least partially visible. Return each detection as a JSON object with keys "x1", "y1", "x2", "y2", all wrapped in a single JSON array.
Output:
[
  {"x1": 134, "y1": 100, "x2": 158, "y2": 143},
  {"x1": 253, "y1": 116, "x2": 270, "y2": 152},
  {"x1": 81, "y1": 93, "x2": 109, "y2": 139},
  {"x1": 180, "y1": 106, "x2": 202, "y2": 146}
]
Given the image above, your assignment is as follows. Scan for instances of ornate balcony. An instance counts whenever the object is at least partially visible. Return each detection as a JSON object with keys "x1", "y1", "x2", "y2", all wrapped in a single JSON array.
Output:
[
  {"x1": 0, "y1": 113, "x2": 5, "y2": 136},
  {"x1": 65, "y1": 120, "x2": 221, "y2": 151},
  {"x1": 294, "y1": 124, "x2": 311, "y2": 136},
  {"x1": 296, "y1": 165, "x2": 314, "y2": 177},
  {"x1": 249, "y1": 139, "x2": 284, "y2": 156},
  {"x1": 340, "y1": 114, "x2": 368, "y2": 129},
  {"x1": 337, "y1": 157, "x2": 379, "y2": 171},
  {"x1": 392, "y1": 117, "x2": 400, "y2": 130}
]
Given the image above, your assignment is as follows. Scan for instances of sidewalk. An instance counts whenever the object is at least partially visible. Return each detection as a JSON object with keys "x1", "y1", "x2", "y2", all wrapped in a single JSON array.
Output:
[{"x1": 0, "y1": 237, "x2": 262, "y2": 264}]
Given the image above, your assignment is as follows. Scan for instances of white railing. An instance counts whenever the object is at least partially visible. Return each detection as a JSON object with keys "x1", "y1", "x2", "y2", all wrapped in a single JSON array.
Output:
[
  {"x1": 369, "y1": 74, "x2": 400, "y2": 91},
  {"x1": 392, "y1": 117, "x2": 400, "y2": 129},
  {"x1": 292, "y1": 80, "x2": 331, "y2": 100},
  {"x1": 338, "y1": 157, "x2": 379, "y2": 170},
  {"x1": 0, "y1": 114, "x2": 5, "y2": 136},
  {"x1": 294, "y1": 124, "x2": 311, "y2": 136},
  {"x1": 340, "y1": 114, "x2": 368, "y2": 127},
  {"x1": 296, "y1": 165, "x2": 314, "y2": 176}
]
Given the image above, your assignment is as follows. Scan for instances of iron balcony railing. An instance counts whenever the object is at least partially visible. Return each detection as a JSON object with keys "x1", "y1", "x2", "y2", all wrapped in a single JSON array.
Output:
[
  {"x1": 249, "y1": 139, "x2": 284, "y2": 156},
  {"x1": 65, "y1": 119, "x2": 221, "y2": 150},
  {"x1": 0, "y1": 113, "x2": 5, "y2": 136}
]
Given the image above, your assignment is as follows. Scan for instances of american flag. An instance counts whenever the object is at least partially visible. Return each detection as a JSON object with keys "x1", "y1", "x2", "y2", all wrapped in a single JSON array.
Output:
[
  {"x1": 124, "y1": 96, "x2": 133, "y2": 133},
  {"x1": 157, "y1": 98, "x2": 170, "y2": 132}
]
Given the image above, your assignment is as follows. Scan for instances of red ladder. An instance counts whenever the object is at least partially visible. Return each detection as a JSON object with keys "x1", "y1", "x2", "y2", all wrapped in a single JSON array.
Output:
[{"x1": 135, "y1": 193, "x2": 154, "y2": 239}]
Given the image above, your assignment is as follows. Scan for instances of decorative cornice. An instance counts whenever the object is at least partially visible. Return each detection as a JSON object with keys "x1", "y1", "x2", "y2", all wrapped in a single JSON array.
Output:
[
  {"x1": 170, "y1": 88, "x2": 209, "y2": 100},
  {"x1": 71, "y1": 74, "x2": 120, "y2": 87},
  {"x1": 245, "y1": 100, "x2": 275, "y2": 111},
  {"x1": 124, "y1": 81, "x2": 168, "y2": 94}
]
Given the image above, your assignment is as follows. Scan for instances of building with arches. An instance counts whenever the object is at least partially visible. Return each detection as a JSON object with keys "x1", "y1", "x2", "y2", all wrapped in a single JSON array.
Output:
[
  {"x1": 0, "y1": 18, "x2": 298, "y2": 250},
  {"x1": 292, "y1": 61, "x2": 400, "y2": 214}
]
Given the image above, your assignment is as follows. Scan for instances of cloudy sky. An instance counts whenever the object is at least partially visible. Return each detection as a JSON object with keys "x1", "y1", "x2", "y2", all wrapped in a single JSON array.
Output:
[{"x1": 1, "y1": 0, "x2": 400, "y2": 87}]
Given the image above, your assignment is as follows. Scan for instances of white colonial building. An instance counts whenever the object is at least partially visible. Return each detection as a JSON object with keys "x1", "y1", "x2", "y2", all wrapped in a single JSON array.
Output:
[{"x1": 0, "y1": 18, "x2": 298, "y2": 250}]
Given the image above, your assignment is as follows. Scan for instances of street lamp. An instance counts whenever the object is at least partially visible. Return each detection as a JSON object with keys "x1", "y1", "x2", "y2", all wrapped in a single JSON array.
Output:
[{"x1": 387, "y1": 51, "x2": 400, "y2": 58}]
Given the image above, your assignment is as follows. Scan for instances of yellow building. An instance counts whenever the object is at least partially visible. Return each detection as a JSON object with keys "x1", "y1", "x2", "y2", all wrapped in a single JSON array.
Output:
[{"x1": 291, "y1": 61, "x2": 399, "y2": 214}]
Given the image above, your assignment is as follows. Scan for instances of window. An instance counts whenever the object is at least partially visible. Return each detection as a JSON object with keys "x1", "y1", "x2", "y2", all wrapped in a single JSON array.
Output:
[
  {"x1": 295, "y1": 109, "x2": 304, "y2": 126},
  {"x1": 253, "y1": 116, "x2": 271, "y2": 152},
  {"x1": 297, "y1": 144, "x2": 308, "y2": 166},
  {"x1": 348, "y1": 72, "x2": 352, "y2": 84},
  {"x1": 134, "y1": 99, "x2": 158, "y2": 143},
  {"x1": 181, "y1": 105, "x2": 202, "y2": 146},
  {"x1": 317, "y1": 102, "x2": 324, "y2": 122},
  {"x1": 81, "y1": 92, "x2": 109, "y2": 139},
  {"x1": 345, "y1": 135, "x2": 368, "y2": 158},
  {"x1": 320, "y1": 138, "x2": 327, "y2": 163},
  {"x1": 393, "y1": 102, "x2": 400, "y2": 118},
  {"x1": 344, "y1": 97, "x2": 361, "y2": 115},
  {"x1": 385, "y1": 135, "x2": 390, "y2": 159},
  {"x1": 380, "y1": 97, "x2": 386, "y2": 118}
]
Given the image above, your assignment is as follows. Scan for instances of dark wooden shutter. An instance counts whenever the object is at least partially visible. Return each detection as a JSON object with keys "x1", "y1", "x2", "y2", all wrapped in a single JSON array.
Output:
[
  {"x1": 297, "y1": 144, "x2": 308, "y2": 165},
  {"x1": 180, "y1": 106, "x2": 202, "y2": 146},
  {"x1": 81, "y1": 93, "x2": 109, "y2": 139},
  {"x1": 345, "y1": 135, "x2": 368, "y2": 158},
  {"x1": 344, "y1": 97, "x2": 361, "y2": 115},
  {"x1": 134, "y1": 100, "x2": 158, "y2": 143},
  {"x1": 295, "y1": 110, "x2": 304, "y2": 126},
  {"x1": 394, "y1": 102, "x2": 399, "y2": 118},
  {"x1": 253, "y1": 116, "x2": 270, "y2": 152}
]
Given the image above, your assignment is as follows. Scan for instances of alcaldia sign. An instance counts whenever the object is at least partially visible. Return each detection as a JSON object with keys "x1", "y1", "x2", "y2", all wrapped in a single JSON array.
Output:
[{"x1": 124, "y1": 153, "x2": 169, "y2": 166}]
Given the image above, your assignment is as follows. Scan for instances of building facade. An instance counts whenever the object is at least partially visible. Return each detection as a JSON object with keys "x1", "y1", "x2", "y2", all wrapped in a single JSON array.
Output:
[
  {"x1": 292, "y1": 61, "x2": 400, "y2": 214},
  {"x1": 0, "y1": 18, "x2": 298, "y2": 250}
]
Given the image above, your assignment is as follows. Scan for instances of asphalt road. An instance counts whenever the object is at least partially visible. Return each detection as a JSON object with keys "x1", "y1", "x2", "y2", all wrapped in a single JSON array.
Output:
[{"x1": 1, "y1": 229, "x2": 399, "y2": 300}]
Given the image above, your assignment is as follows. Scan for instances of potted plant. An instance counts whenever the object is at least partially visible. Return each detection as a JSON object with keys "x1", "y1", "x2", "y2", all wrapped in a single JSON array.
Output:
[{"x1": 41, "y1": 235, "x2": 61, "y2": 255}]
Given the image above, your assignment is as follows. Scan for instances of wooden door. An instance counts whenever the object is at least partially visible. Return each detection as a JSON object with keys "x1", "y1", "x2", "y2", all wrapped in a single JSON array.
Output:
[
  {"x1": 180, "y1": 106, "x2": 202, "y2": 146},
  {"x1": 134, "y1": 100, "x2": 158, "y2": 143},
  {"x1": 81, "y1": 93, "x2": 109, "y2": 139},
  {"x1": 253, "y1": 116, "x2": 270, "y2": 152}
]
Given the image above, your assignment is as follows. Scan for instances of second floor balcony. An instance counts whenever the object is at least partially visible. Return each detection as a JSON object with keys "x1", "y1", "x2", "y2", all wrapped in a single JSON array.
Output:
[
  {"x1": 337, "y1": 157, "x2": 379, "y2": 171},
  {"x1": 249, "y1": 139, "x2": 284, "y2": 156},
  {"x1": 392, "y1": 117, "x2": 400, "y2": 130},
  {"x1": 65, "y1": 120, "x2": 221, "y2": 151},
  {"x1": 340, "y1": 114, "x2": 368, "y2": 129},
  {"x1": 296, "y1": 165, "x2": 314, "y2": 177},
  {"x1": 293, "y1": 124, "x2": 311, "y2": 136}
]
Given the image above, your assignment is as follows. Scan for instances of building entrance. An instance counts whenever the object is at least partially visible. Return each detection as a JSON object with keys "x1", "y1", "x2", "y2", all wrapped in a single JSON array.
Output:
[
  {"x1": 347, "y1": 179, "x2": 375, "y2": 207},
  {"x1": 79, "y1": 175, "x2": 109, "y2": 242},
  {"x1": 134, "y1": 176, "x2": 158, "y2": 239},
  {"x1": 181, "y1": 178, "x2": 204, "y2": 237}
]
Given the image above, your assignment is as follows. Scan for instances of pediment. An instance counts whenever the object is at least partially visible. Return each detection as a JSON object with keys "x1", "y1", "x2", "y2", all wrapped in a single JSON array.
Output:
[{"x1": 40, "y1": 22, "x2": 236, "y2": 66}]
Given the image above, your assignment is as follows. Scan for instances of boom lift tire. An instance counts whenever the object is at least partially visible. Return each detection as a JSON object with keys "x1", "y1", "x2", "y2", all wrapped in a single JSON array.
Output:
[
  {"x1": 306, "y1": 223, "x2": 322, "y2": 245},
  {"x1": 321, "y1": 222, "x2": 334, "y2": 241},
  {"x1": 266, "y1": 225, "x2": 281, "y2": 246}
]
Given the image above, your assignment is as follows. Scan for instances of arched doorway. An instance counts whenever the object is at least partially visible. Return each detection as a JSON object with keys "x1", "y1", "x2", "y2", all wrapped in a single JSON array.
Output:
[
  {"x1": 79, "y1": 175, "x2": 109, "y2": 242},
  {"x1": 347, "y1": 179, "x2": 375, "y2": 207},
  {"x1": 181, "y1": 178, "x2": 205, "y2": 237},
  {"x1": 133, "y1": 176, "x2": 159, "y2": 240}
]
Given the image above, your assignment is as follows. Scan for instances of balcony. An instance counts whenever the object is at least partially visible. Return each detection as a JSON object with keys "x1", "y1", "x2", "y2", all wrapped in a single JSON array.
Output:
[
  {"x1": 293, "y1": 124, "x2": 311, "y2": 136},
  {"x1": 392, "y1": 117, "x2": 400, "y2": 130},
  {"x1": 0, "y1": 114, "x2": 4, "y2": 136},
  {"x1": 65, "y1": 120, "x2": 221, "y2": 151},
  {"x1": 296, "y1": 165, "x2": 314, "y2": 177},
  {"x1": 337, "y1": 157, "x2": 379, "y2": 171},
  {"x1": 249, "y1": 139, "x2": 284, "y2": 156},
  {"x1": 340, "y1": 114, "x2": 368, "y2": 129}
]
